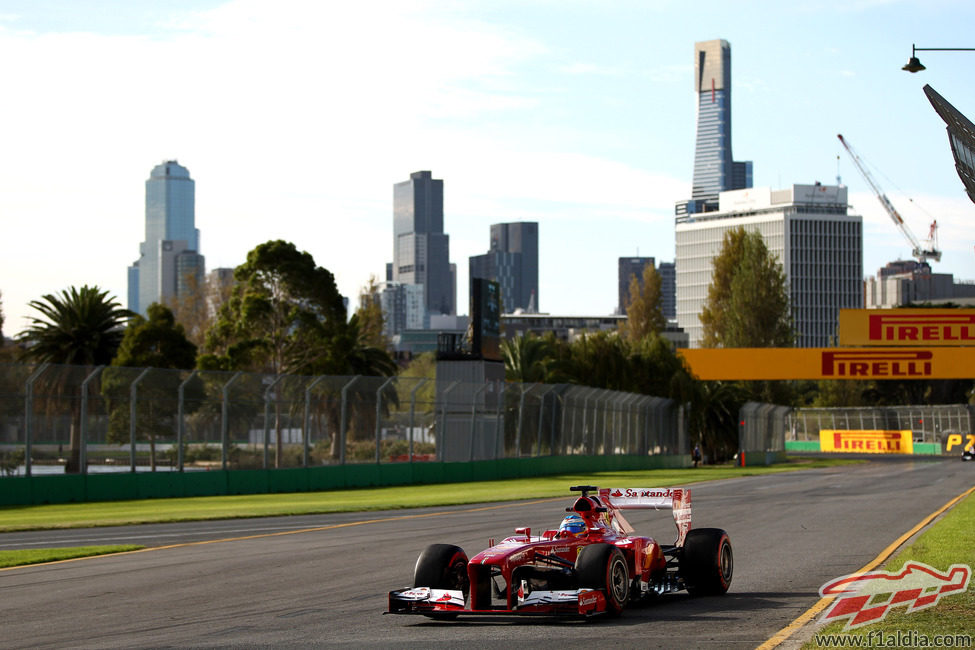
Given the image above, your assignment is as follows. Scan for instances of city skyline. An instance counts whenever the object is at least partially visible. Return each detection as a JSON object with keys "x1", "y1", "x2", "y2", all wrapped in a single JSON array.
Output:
[{"x1": 1, "y1": 2, "x2": 974, "y2": 335}]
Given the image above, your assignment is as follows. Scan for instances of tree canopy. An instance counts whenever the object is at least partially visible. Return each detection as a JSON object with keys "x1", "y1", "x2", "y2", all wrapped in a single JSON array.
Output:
[
  {"x1": 201, "y1": 240, "x2": 395, "y2": 378},
  {"x1": 201, "y1": 240, "x2": 348, "y2": 374},
  {"x1": 700, "y1": 227, "x2": 792, "y2": 348},
  {"x1": 112, "y1": 303, "x2": 197, "y2": 370}
]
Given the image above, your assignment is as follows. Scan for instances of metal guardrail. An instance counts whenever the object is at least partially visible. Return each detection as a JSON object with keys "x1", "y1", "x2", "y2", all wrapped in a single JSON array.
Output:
[{"x1": 0, "y1": 363, "x2": 685, "y2": 476}]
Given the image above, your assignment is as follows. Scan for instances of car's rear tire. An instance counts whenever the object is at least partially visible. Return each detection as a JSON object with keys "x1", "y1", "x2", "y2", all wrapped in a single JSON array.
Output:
[
  {"x1": 413, "y1": 544, "x2": 469, "y2": 619},
  {"x1": 575, "y1": 543, "x2": 629, "y2": 616},
  {"x1": 680, "y1": 528, "x2": 733, "y2": 596}
]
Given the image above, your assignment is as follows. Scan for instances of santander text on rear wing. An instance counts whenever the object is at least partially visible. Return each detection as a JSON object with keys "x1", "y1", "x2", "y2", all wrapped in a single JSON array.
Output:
[{"x1": 599, "y1": 488, "x2": 692, "y2": 546}]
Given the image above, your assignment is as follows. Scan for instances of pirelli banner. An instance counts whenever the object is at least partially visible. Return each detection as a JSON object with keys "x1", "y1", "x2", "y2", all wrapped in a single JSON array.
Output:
[
  {"x1": 678, "y1": 347, "x2": 975, "y2": 380},
  {"x1": 839, "y1": 309, "x2": 975, "y2": 346},
  {"x1": 820, "y1": 430, "x2": 913, "y2": 454}
]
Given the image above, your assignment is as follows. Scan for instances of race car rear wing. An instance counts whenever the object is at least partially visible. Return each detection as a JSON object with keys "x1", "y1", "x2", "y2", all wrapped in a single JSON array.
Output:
[{"x1": 599, "y1": 487, "x2": 692, "y2": 546}]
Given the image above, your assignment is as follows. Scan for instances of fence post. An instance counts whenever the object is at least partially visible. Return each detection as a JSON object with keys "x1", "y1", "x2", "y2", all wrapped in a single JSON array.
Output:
[
  {"x1": 23, "y1": 363, "x2": 50, "y2": 478},
  {"x1": 438, "y1": 381, "x2": 460, "y2": 461},
  {"x1": 129, "y1": 367, "x2": 152, "y2": 472},
  {"x1": 177, "y1": 370, "x2": 198, "y2": 472},
  {"x1": 375, "y1": 376, "x2": 396, "y2": 463},
  {"x1": 79, "y1": 366, "x2": 104, "y2": 475},
  {"x1": 535, "y1": 385, "x2": 555, "y2": 457},
  {"x1": 408, "y1": 378, "x2": 427, "y2": 463},
  {"x1": 495, "y1": 381, "x2": 505, "y2": 460},
  {"x1": 303, "y1": 376, "x2": 326, "y2": 467},
  {"x1": 339, "y1": 376, "x2": 362, "y2": 465},
  {"x1": 469, "y1": 382, "x2": 489, "y2": 462},
  {"x1": 515, "y1": 383, "x2": 537, "y2": 458},
  {"x1": 551, "y1": 392, "x2": 561, "y2": 456},
  {"x1": 263, "y1": 375, "x2": 285, "y2": 469},
  {"x1": 582, "y1": 389, "x2": 593, "y2": 455},
  {"x1": 221, "y1": 372, "x2": 242, "y2": 471}
]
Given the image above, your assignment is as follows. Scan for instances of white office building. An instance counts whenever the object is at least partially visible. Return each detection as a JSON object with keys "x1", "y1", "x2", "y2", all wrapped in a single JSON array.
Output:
[
  {"x1": 676, "y1": 183, "x2": 863, "y2": 348},
  {"x1": 378, "y1": 281, "x2": 426, "y2": 338}
]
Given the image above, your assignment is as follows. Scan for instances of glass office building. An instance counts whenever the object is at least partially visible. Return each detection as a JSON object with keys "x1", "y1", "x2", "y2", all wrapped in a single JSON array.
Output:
[
  {"x1": 392, "y1": 171, "x2": 455, "y2": 318},
  {"x1": 470, "y1": 222, "x2": 539, "y2": 314},
  {"x1": 678, "y1": 39, "x2": 752, "y2": 216},
  {"x1": 127, "y1": 161, "x2": 203, "y2": 315}
]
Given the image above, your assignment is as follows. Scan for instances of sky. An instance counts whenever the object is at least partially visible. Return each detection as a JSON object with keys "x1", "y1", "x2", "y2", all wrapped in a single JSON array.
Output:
[{"x1": 1, "y1": 0, "x2": 974, "y2": 337}]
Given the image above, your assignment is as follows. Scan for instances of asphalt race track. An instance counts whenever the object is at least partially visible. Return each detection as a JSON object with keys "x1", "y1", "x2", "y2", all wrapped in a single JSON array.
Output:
[{"x1": 1, "y1": 458, "x2": 972, "y2": 648}]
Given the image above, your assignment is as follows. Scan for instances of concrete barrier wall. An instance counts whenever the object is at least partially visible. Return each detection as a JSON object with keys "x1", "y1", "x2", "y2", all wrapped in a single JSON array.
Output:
[
  {"x1": 0, "y1": 454, "x2": 689, "y2": 506},
  {"x1": 784, "y1": 440, "x2": 943, "y2": 455}
]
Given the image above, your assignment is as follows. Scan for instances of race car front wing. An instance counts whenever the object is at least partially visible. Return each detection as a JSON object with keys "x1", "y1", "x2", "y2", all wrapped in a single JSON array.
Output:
[{"x1": 386, "y1": 586, "x2": 609, "y2": 618}]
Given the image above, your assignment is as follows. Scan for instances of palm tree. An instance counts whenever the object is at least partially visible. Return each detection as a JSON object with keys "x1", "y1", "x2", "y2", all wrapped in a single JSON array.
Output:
[
  {"x1": 501, "y1": 333, "x2": 560, "y2": 383},
  {"x1": 18, "y1": 285, "x2": 131, "y2": 472}
]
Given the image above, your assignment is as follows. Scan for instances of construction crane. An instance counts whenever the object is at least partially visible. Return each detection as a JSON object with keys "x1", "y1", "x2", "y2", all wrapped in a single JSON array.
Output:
[{"x1": 837, "y1": 133, "x2": 942, "y2": 263}]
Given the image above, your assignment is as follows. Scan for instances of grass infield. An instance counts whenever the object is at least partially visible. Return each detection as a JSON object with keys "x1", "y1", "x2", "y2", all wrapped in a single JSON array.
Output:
[
  {"x1": 0, "y1": 457, "x2": 857, "y2": 534},
  {"x1": 0, "y1": 545, "x2": 145, "y2": 569}
]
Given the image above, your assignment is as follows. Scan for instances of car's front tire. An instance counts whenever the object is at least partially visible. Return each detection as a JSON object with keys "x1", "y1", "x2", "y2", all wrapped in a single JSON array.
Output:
[
  {"x1": 413, "y1": 544, "x2": 469, "y2": 619},
  {"x1": 575, "y1": 543, "x2": 629, "y2": 616}
]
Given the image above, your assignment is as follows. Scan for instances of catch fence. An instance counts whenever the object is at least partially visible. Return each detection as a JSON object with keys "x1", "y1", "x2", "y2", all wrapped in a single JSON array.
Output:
[
  {"x1": 788, "y1": 404, "x2": 975, "y2": 444},
  {"x1": 0, "y1": 363, "x2": 685, "y2": 477}
]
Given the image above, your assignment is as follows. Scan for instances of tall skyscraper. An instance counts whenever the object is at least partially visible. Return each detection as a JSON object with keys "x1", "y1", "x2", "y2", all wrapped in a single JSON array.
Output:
[
  {"x1": 392, "y1": 171, "x2": 455, "y2": 317},
  {"x1": 127, "y1": 161, "x2": 204, "y2": 315},
  {"x1": 658, "y1": 261, "x2": 677, "y2": 321},
  {"x1": 470, "y1": 222, "x2": 539, "y2": 314},
  {"x1": 675, "y1": 184, "x2": 863, "y2": 347},
  {"x1": 677, "y1": 39, "x2": 752, "y2": 216}
]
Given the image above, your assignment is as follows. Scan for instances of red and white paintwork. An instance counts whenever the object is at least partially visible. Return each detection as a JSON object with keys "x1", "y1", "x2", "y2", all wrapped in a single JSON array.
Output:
[{"x1": 387, "y1": 486, "x2": 696, "y2": 618}]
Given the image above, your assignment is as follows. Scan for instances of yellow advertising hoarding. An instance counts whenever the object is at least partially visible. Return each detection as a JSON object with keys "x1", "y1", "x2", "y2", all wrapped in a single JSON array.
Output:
[
  {"x1": 839, "y1": 309, "x2": 975, "y2": 347},
  {"x1": 819, "y1": 430, "x2": 913, "y2": 454},
  {"x1": 677, "y1": 347, "x2": 975, "y2": 380}
]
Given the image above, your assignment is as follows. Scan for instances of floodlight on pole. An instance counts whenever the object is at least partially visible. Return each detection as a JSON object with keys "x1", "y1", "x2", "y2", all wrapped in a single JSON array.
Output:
[{"x1": 903, "y1": 44, "x2": 975, "y2": 72}]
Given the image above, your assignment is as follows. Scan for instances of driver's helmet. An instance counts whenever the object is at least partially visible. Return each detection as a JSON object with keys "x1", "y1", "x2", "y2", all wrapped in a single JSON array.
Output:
[{"x1": 558, "y1": 514, "x2": 587, "y2": 538}]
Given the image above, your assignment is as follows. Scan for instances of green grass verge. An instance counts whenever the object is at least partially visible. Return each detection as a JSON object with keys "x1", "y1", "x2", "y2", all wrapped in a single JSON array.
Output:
[
  {"x1": 0, "y1": 457, "x2": 855, "y2": 533},
  {"x1": 804, "y1": 490, "x2": 975, "y2": 649},
  {"x1": 0, "y1": 545, "x2": 145, "y2": 568}
]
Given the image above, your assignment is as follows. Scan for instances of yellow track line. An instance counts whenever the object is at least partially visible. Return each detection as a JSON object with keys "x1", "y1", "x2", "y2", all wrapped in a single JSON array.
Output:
[
  {"x1": 0, "y1": 498, "x2": 564, "y2": 572},
  {"x1": 756, "y1": 484, "x2": 975, "y2": 650}
]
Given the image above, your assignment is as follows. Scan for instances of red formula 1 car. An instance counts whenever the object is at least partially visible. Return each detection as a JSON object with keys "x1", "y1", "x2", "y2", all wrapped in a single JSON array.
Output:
[{"x1": 387, "y1": 485, "x2": 733, "y2": 619}]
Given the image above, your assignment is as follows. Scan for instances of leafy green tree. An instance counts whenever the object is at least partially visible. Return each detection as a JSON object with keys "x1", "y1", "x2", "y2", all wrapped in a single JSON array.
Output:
[
  {"x1": 700, "y1": 227, "x2": 793, "y2": 348},
  {"x1": 558, "y1": 331, "x2": 632, "y2": 391},
  {"x1": 102, "y1": 303, "x2": 199, "y2": 469},
  {"x1": 113, "y1": 303, "x2": 197, "y2": 370},
  {"x1": 698, "y1": 228, "x2": 795, "y2": 407},
  {"x1": 621, "y1": 264, "x2": 665, "y2": 342},
  {"x1": 201, "y1": 241, "x2": 396, "y2": 464},
  {"x1": 201, "y1": 240, "x2": 347, "y2": 375},
  {"x1": 685, "y1": 380, "x2": 748, "y2": 463},
  {"x1": 18, "y1": 286, "x2": 132, "y2": 472},
  {"x1": 0, "y1": 289, "x2": 5, "y2": 342}
]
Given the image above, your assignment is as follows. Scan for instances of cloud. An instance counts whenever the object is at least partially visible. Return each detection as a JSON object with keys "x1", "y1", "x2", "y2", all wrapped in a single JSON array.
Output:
[{"x1": 0, "y1": 1, "x2": 677, "y2": 332}]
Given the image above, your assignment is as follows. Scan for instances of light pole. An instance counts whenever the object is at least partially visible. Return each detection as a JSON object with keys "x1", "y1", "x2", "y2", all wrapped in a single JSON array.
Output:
[{"x1": 902, "y1": 44, "x2": 975, "y2": 72}]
